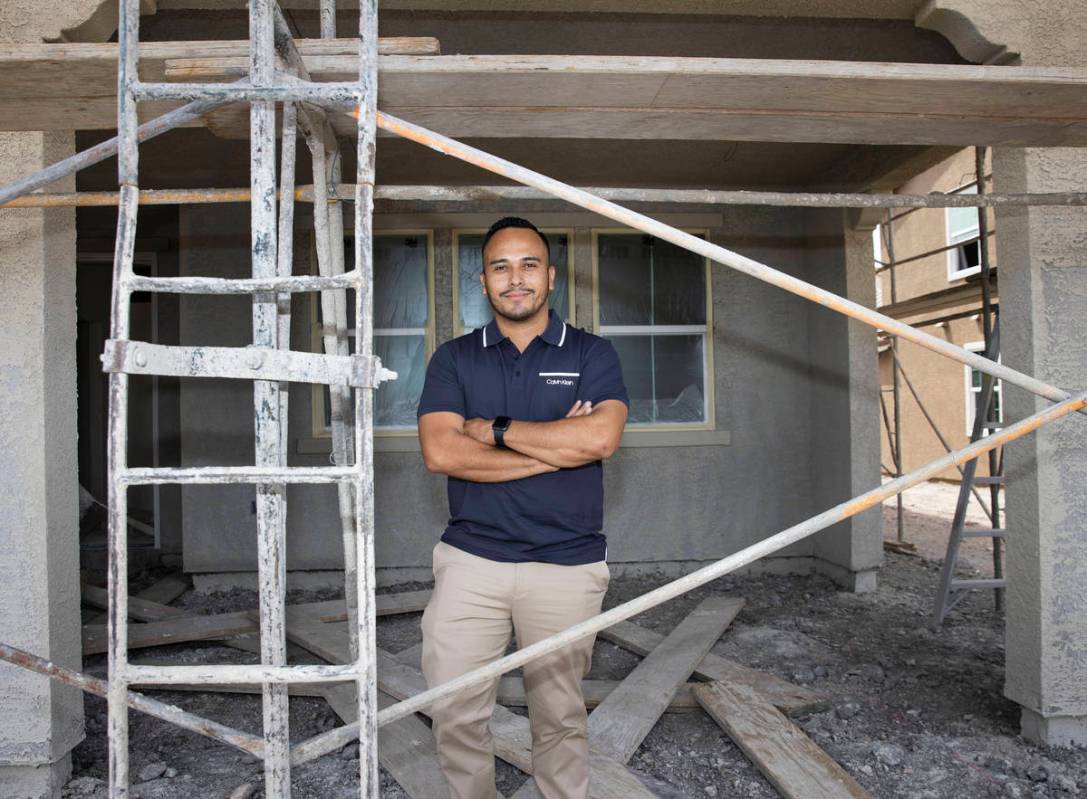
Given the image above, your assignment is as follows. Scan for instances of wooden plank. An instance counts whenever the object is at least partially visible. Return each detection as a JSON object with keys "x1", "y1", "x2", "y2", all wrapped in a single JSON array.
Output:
[
  {"x1": 140, "y1": 682, "x2": 326, "y2": 698},
  {"x1": 599, "y1": 619, "x2": 828, "y2": 717},
  {"x1": 82, "y1": 586, "x2": 426, "y2": 628},
  {"x1": 693, "y1": 681, "x2": 872, "y2": 799},
  {"x1": 2, "y1": 48, "x2": 1087, "y2": 145},
  {"x1": 587, "y1": 595, "x2": 743, "y2": 763},
  {"x1": 321, "y1": 683, "x2": 458, "y2": 799},
  {"x1": 0, "y1": 38, "x2": 440, "y2": 98},
  {"x1": 281, "y1": 616, "x2": 654, "y2": 799},
  {"x1": 375, "y1": 649, "x2": 657, "y2": 799},
  {"x1": 83, "y1": 581, "x2": 188, "y2": 623},
  {"x1": 394, "y1": 640, "x2": 701, "y2": 712},
  {"x1": 82, "y1": 611, "x2": 257, "y2": 655},
  {"x1": 84, "y1": 575, "x2": 190, "y2": 624}
]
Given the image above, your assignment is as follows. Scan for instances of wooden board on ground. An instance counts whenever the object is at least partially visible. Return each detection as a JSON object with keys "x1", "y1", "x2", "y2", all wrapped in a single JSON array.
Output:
[
  {"x1": 139, "y1": 681, "x2": 326, "y2": 698},
  {"x1": 83, "y1": 575, "x2": 190, "y2": 624},
  {"x1": 599, "y1": 619, "x2": 827, "y2": 716},
  {"x1": 395, "y1": 641, "x2": 701, "y2": 712},
  {"x1": 588, "y1": 595, "x2": 744, "y2": 763},
  {"x1": 82, "y1": 611, "x2": 257, "y2": 655},
  {"x1": 374, "y1": 649, "x2": 656, "y2": 799},
  {"x1": 693, "y1": 681, "x2": 872, "y2": 799},
  {"x1": 320, "y1": 683, "x2": 458, "y2": 799}
]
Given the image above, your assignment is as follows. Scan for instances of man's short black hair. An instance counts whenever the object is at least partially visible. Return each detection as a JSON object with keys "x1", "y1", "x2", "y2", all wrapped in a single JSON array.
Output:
[{"x1": 481, "y1": 216, "x2": 550, "y2": 263}]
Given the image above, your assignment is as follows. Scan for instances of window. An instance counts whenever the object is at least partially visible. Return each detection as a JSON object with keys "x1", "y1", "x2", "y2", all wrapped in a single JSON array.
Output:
[
  {"x1": 593, "y1": 230, "x2": 713, "y2": 428},
  {"x1": 946, "y1": 185, "x2": 982, "y2": 280},
  {"x1": 453, "y1": 229, "x2": 574, "y2": 335},
  {"x1": 311, "y1": 231, "x2": 435, "y2": 435},
  {"x1": 964, "y1": 341, "x2": 1003, "y2": 436}
]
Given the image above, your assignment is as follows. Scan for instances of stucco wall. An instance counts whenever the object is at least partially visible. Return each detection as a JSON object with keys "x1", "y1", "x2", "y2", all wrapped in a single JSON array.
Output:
[{"x1": 178, "y1": 204, "x2": 871, "y2": 573}]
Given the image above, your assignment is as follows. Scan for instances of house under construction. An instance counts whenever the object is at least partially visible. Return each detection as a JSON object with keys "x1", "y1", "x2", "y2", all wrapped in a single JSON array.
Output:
[{"x1": 0, "y1": 1, "x2": 1085, "y2": 797}]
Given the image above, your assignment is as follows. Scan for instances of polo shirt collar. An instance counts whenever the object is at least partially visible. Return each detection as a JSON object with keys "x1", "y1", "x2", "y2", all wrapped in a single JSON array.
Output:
[{"x1": 481, "y1": 310, "x2": 567, "y2": 348}]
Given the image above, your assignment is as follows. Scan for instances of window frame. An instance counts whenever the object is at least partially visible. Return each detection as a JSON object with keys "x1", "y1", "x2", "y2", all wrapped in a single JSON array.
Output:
[
  {"x1": 946, "y1": 185, "x2": 982, "y2": 281},
  {"x1": 309, "y1": 228, "x2": 436, "y2": 438},
  {"x1": 963, "y1": 340, "x2": 1003, "y2": 437},
  {"x1": 591, "y1": 227, "x2": 716, "y2": 433},
  {"x1": 451, "y1": 227, "x2": 576, "y2": 338}
]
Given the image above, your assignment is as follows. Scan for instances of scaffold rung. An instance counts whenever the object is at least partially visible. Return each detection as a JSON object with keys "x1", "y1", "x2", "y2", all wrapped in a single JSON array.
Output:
[
  {"x1": 100, "y1": 339, "x2": 395, "y2": 388},
  {"x1": 127, "y1": 271, "x2": 361, "y2": 295},
  {"x1": 133, "y1": 80, "x2": 362, "y2": 105},
  {"x1": 118, "y1": 466, "x2": 358, "y2": 486},
  {"x1": 123, "y1": 663, "x2": 360, "y2": 686}
]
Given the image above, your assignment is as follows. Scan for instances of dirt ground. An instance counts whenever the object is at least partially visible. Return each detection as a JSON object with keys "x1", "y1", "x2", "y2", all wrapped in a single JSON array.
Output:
[{"x1": 65, "y1": 484, "x2": 1086, "y2": 799}]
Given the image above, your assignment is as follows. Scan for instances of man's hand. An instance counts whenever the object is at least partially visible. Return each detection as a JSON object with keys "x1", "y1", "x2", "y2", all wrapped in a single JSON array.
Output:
[
  {"x1": 463, "y1": 417, "x2": 495, "y2": 446},
  {"x1": 464, "y1": 401, "x2": 595, "y2": 447},
  {"x1": 565, "y1": 400, "x2": 594, "y2": 418}
]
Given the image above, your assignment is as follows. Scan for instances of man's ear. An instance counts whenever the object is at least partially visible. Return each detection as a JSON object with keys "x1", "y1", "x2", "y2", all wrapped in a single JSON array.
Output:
[
  {"x1": 479, "y1": 269, "x2": 488, "y2": 296},
  {"x1": 548, "y1": 264, "x2": 556, "y2": 291}
]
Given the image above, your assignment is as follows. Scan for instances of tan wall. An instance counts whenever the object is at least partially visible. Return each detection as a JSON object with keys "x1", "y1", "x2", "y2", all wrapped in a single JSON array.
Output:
[
  {"x1": 877, "y1": 148, "x2": 1001, "y2": 483},
  {"x1": 879, "y1": 309, "x2": 997, "y2": 481},
  {"x1": 876, "y1": 147, "x2": 996, "y2": 304}
]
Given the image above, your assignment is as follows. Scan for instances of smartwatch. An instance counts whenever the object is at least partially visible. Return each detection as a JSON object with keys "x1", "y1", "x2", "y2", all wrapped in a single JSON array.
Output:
[{"x1": 492, "y1": 416, "x2": 511, "y2": 449}]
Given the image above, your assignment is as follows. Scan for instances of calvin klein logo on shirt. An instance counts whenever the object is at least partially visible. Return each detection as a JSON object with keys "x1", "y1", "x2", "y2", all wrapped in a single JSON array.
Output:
[{"x1": 539, "y1": 371, "x2": 579, "y2": 386}]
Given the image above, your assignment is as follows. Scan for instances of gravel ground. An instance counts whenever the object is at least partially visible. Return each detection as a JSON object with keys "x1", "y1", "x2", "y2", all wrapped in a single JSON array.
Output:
[{"x1": 67, "y1": 497, "x2": 1085, "y2": 799}]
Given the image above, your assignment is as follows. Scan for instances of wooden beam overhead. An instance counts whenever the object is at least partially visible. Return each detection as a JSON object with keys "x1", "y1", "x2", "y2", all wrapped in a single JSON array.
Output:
[{"x1": 2, "y1": 45, "x2": 1086, "y2": 146}]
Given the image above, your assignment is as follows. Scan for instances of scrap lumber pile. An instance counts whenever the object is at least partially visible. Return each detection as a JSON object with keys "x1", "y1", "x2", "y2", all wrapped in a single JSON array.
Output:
[{"x1": 83, "y1": 577, "x2": 870, "y2": 799}]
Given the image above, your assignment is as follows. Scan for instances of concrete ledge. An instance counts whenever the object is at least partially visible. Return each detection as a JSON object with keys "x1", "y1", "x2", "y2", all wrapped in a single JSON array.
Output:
[
  {"x1": 811, "y1": 559, "x2": 878, "y2": 594},
  {"x1": 1020, "y1": 707, "x2": 1087, "y2": 748},
  {"x1": 0, "y1": 754, "x2": 71, "y2": 799}
]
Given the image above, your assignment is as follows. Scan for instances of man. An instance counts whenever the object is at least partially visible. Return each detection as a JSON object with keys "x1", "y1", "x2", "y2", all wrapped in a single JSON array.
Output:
[{"x1": 416, "y1": 217, "x2": 629, "y2": 798}]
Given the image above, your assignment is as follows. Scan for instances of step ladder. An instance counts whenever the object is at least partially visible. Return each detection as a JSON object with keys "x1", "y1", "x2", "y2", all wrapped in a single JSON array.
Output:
[
  {"x1": 933, "y1": 320, "x2": 1005, "y2": 627},
  {"x1": 102, "y1": 1, "x2": 390, "y2": 797}
]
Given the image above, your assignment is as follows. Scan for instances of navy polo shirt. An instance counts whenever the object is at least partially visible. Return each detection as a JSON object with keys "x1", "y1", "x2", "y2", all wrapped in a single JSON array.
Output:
[{"x1": 417, "y1": 310, "x2": 628, "y2": 566}]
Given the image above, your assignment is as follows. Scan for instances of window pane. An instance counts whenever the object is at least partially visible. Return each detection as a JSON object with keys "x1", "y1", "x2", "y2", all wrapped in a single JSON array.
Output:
[
  {"x1": 458, "y1": 232, "x2": 569, "y2": 330},
  {"x1": 375, "y1": 335, "x2": 427, "y2": 427},
  {"x1": 598, "y1": 234, "x2": 705, "y2": 325},
  {"x1": 948, "y1": 186, "x2": 979, "y2": 241},
  {"x1": 373, "y1": 235, "x2": 429, "y2": 328},
  {"x1": 598, "y1": 235, "x2": 653, "y2": 325},
  {"x1": 652, "y1": 238, "x2": 706, "y2": 325},
  {"x1": 955, "y1": 240, "x2": 981, "y2": 272},
  {"x1": 607, "y1": 334, "x2": 705, "y2": 424}
]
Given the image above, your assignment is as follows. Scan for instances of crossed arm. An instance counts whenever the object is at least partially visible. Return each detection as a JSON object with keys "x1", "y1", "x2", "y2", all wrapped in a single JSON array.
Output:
[{"x1": 419, "y1": 399, "x2": 628, "y2": 482}]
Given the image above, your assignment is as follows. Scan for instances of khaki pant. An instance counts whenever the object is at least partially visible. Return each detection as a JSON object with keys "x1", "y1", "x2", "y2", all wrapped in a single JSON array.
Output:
[{"x1": 421, "y1": 542, "x2": 609, "y2": 799}]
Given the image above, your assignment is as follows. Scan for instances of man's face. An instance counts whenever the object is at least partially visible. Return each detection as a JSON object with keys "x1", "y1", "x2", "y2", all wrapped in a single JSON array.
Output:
[{"x1": 480, "y1": 227, "x2": 555, "y2": 323}]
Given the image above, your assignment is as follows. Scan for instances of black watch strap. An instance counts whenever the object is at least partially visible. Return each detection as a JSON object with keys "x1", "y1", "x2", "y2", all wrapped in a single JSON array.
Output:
[{"x1": 492, "y1": 415, "x2": 511, "y2": 448}]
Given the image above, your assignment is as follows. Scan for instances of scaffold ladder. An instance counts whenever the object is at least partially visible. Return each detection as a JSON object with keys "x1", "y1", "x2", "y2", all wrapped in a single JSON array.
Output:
[
  {"x1": 933, "y1": 320, "x2": 1006, "y2": 627},
  {"x1": 102, "y1": 1, "x2": 388, "y2": 797}
]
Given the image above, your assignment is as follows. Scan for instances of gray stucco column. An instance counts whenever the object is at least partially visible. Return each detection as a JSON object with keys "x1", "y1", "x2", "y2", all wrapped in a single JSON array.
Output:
[
  {"x1": 919, "y1": 0, "x2": 1087, "y2": 746},
  {"x1": 806, "y1": 210, "x2": 883, "y2": 592},
  {"x1": 995, "y1": 146, "x2": 1087, "y2": 746},
  {"x1": 0, "y1": 130, "x2": 84, "y2": 797}
]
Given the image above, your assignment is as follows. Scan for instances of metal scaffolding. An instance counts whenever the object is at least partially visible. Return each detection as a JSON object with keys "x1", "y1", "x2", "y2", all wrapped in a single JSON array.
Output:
[{"x1": 0, "y1": 3, "x2": 1085, "y2": 797}]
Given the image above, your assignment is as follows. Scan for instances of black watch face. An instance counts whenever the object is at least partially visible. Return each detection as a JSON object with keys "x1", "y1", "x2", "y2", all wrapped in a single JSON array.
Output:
[{"x1": 494, "y1": 416, "x2": 511, "y2": 431}]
